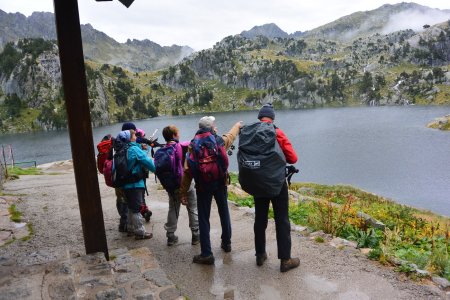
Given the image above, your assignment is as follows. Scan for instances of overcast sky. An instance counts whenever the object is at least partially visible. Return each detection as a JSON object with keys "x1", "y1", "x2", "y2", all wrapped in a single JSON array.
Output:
[{"x1": 0, "y1": 0, "x2": 449, "y2": 50}]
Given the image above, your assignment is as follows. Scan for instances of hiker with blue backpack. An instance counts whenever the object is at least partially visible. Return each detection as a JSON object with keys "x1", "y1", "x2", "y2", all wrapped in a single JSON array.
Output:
[
  {"x1": 237, "y1": 103, "x2": 300, "y2": 272},
  {"x1": 115, "y1": 129, "x2": 155, "y2": 240},
  {"x1": 154, "y1": 125, "x2": 199, "y2": 246},
  {"x1": 180, "y1": 116, "x2": 242, "y2": 265}
]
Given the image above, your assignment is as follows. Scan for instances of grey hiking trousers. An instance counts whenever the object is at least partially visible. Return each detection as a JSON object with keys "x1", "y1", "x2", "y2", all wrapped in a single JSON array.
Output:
[{"x1": 164, "y1": 182, "x2": 198, "y2": 236}]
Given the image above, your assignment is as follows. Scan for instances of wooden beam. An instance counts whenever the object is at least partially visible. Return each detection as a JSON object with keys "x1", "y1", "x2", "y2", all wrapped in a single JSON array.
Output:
[{"x1": 53, "y1": 0, "x2": 109, "y2": 259}]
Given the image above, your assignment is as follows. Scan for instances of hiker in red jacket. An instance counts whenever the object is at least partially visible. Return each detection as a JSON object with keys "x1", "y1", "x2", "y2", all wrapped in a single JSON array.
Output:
[{"x1": 254, "y1": 103, "x2": 300, "y2": 272}]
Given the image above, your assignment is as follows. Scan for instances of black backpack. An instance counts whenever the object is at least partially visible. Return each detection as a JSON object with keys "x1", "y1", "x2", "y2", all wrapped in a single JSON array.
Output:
[
  {"x1": 237, "y1": 122, "x2": 286, "y2": 198},
  {"x1": 112, "y1": 140, "x2": 145, "y2": 187}
]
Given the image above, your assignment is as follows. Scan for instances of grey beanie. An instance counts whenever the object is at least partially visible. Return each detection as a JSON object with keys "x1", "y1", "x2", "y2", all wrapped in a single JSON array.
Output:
[
  {"x1": 257, "y1": 103, "x2": 275, "y2": 120},
  {"x1": 199, "y1": 116, "x2": 216, "y2": 129}
]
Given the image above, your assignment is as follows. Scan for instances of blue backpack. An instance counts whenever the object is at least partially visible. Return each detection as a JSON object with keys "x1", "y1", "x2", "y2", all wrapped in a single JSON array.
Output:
[
  {"x1": 187, "y1": 131, "x2": 229, "y2": 185},
  {"x1": 154, "y1": 143, "x2": 182, "y2": 192}
]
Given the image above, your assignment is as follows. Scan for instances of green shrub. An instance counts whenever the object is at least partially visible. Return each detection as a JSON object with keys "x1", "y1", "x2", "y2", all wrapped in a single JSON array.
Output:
[
  {"x1": 368, "y1": 248, "x2": 383, "y2": 260},
  {"x1": 314, "y1": 236, "x2": 325, "y2": 243}
]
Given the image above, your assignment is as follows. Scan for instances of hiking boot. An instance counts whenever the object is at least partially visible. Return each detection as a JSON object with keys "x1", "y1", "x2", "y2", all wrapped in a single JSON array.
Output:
[
  {"x1": 191, "y1": 232, "x2": 200, "y2": 245},
  {"x1": 127, "y1": 231, "x2": 134, "y2": 237},
  {"x1": 167, "y1": 234, "x2": 179, "y2": 246},
  {"x1": 256, "y1": 253, "x2": 267, "y2": 266},
  {"x1": 135, "y1": 232, "x2": 153, "y2": 240},
  {"x1": 280, "y1": 257, "x2": 300, "y2": 273},
  {"x1": 193, "y1": 254, "x2": 215, "y2": 265},
  {"x1": 221, "y1": 242, "x2": 231, "y2": 253},
  {"x1": 118, "y1": 224, "x2": 127, "y2": 232}
]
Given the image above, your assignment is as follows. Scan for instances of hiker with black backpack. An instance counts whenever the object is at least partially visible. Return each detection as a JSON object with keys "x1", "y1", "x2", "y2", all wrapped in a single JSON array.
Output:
[
  {"x1": 238, "y1": 103, "x2": 300, "y2": 272},
  {"x1": 180, "y1": 116, "x2": 242, "y2": 265},
  {"x1": 154, "y1": 125, "x2": 199, "y2": 246},
  {"x1": 115, "y1": 129, "x2": 155, "y2": 240}
]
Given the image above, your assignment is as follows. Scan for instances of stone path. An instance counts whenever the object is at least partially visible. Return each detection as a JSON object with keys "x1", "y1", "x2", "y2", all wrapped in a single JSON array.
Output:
[{"x1": 0, "y1": 247, "x2": 182, "y2": 300}]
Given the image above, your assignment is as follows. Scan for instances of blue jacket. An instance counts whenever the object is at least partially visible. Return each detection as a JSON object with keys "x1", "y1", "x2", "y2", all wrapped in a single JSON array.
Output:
[{"x1": 123, "y1": 142, "x2": 155, "y2": 189}]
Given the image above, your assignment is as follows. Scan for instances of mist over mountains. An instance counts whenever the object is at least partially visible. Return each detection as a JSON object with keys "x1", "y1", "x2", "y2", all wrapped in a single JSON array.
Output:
[{"x1": 239, "y1": 3, "x2": 450, "y2": 41}]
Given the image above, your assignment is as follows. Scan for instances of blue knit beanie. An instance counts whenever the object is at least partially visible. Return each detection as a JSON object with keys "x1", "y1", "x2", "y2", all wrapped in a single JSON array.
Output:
[
  {"x1": 121, "y1": 122, "x2": 136, "y2": 131},
  {"x1": 117, "y1": 130, "x2": 131, "y2": 142},
  {"x1": 258, "y1": 103, "x2": 275, "y2": 120}
]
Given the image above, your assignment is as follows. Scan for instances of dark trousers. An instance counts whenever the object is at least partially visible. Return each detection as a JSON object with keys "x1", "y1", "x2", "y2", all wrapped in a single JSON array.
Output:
[
  {"x1": 196, "y1": 185, "x2": 232, "y2": 257},
  {"x1": 254, "y1": 182, "x2": 291, "y2": 260},
  {"x1": 115, "y1": 188, "x2": 128, "y2": 226},
  {"x1": 123, "y1": 188, "x2": 145, "y2": 213}
]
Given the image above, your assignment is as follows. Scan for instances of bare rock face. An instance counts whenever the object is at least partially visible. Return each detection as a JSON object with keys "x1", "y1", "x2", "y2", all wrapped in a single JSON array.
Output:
[{"x1": 0, "y1": 45, "x2": 61, "y2": 108}]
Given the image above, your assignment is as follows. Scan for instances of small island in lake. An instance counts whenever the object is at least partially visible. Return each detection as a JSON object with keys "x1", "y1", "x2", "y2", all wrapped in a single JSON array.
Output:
[{"x1": 427, "y1": 115, "x2": 450, "y2": 130}]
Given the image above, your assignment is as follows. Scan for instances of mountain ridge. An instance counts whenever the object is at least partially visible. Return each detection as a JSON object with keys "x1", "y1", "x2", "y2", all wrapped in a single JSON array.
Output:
[
  {"x1": 239, "y1": 3, "x2": 450, "y2": 42},
  {"x1": 0, "y1": 10, "x2": 194, "y2": 72}
]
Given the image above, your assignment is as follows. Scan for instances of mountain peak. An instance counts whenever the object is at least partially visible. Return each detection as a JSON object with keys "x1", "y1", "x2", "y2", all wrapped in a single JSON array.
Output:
[{"x1": 240, "y1": 23, "x2": 288, "y2": 39}]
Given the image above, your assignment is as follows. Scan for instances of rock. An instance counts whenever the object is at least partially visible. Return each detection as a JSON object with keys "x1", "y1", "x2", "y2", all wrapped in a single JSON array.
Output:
[
  {"x1": 134, "y1": 292, "x2": 155, "y2": 300},
  {"x1": 13, "y1": 226, "x2": 29, "y2": 240},
  {"x1": 0, "y1": 230, "x2": 12, "y2": 241},
  {"x1": 432, "y1": 276, "x2": 450, "y2": 290},
  {"x1": 109, "y1": 248, "x2": 129, "y2": 257},
  {"x1": 242, "y1": 207, "x2": 255, "y2": 216},
  {"x1": 95, "y1": 288, "x2": 121, "y2": 300},
  {"x1": 224, "y1": 287, "x2": 235, "y2": 299},
  {"x1": 48, "y1": 280, "x2": 76, "y2": 300},
  {"x1": 415, "y1": 269, "x2": 430, "y2": 277},
  {"x1": 159, "y1": 287, "x2": 181, "y2": 300},
  {"x1": 143, "y1": 269, "x2": 173, "y2": 287},
  {"x1": 309, "y1": 230, "x2": 325, "y2": 238},
  {"x1": 387, "y1": 256, "x2": 404, "y2": 266},
  {"x1": 329, "y1": 237, "x2": 357, "y2": 248},
  {"x1": 356, "y1": 212, "x2": 385, "y2": 230},
  {"x1": 288, "y1": 190, "x2": 301, "y2": 202},
  {"x1": 292, "y1": 225, "x2": 308, "y2": 232},
  {"x1": 131, "y1": 280, "x2": 152, "y2": 291},
  {"x1": 0, "y1": 286, "x2": 32, "y2": 299},
  {"x1": 81, "y1": 252, "x2": 107, "y2": 265},
  {"x1": 360, "y1": 248, "x2": 372, "y2": 255}
]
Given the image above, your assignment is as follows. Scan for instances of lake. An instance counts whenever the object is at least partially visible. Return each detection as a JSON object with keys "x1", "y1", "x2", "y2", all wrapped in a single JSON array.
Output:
[{"x1": 1, "y1": 106, "x2": 449, "y2": 216}]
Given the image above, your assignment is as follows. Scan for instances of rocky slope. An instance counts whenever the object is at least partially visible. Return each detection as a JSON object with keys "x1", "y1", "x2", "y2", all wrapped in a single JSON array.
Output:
[{"x1": 0, "y1": 10, "x2": 194, "y2": 72}]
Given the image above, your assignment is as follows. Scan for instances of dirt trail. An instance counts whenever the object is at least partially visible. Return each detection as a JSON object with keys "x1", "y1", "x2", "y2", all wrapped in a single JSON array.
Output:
[{"x1": 0, "y1": 162, "x2": 447, "y2": 299}]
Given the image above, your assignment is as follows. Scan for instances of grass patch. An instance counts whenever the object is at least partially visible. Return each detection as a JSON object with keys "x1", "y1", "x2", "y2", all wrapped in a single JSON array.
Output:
[
  {"x1": 8, "y1": 204, "x2": 22, "y2": 222},
  {"x1": 21, "y1": 223, "x2": 33, "y2": 241},
  {"x1": 7, "y1": 166, "x2": 42, "y2": 177},
  {"x1": 314, "y1": 236, "x2": 325, "y2": 243}
]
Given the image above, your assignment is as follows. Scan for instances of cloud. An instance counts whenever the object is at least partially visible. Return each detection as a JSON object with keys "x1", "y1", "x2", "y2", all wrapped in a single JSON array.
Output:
[{"x1": 382, "y1": 9, "x2": 450, "y2": 34}]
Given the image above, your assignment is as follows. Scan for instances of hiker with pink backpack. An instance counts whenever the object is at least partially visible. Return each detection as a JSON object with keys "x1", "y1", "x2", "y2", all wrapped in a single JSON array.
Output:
[
  {"x1": 154, "y1": 125, "x2": 199, "y2": 246},
  {"x1": 180, "y1": 116, "x2": 242, "y2": 265}
]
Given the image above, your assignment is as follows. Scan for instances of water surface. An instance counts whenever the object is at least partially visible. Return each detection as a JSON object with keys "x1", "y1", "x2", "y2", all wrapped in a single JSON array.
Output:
[{"x1": 1, "y1": 106, "x2": 449, "y2": 216}]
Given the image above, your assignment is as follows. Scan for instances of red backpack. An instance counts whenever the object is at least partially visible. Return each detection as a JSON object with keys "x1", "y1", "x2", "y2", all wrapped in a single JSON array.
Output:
[
  {"x1": 96, "y1": 138, "x2": 112, "y2": 174},
  {"x1": 103, "y1": 159, "x2": 114, "y2": 187},
  {"x1": 187, "y1": 131, "x2": 229, "y2": 185}
]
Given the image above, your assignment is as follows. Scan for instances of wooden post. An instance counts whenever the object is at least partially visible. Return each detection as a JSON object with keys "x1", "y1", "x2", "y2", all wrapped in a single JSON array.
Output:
[
  {"x1": 10, "y1": 145, "x2": 14, "y2": 168},
  {"x1": 53, "y1": 0, "x2": 109, "y2": 259},
  {"x1": 1, "y1": 145, "x2": 7, "y2": 178}
]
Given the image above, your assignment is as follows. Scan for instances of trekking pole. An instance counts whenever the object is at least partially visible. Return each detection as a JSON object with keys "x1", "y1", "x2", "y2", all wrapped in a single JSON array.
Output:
[{"x1": 285, "y1": 165, "x2": 299, "y2": 187}]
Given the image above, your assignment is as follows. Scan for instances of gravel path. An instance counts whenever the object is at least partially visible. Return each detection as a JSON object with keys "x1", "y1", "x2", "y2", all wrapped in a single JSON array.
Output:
[{"x1": 0, "y1": 161, "x2": 447, "y2": 300}]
